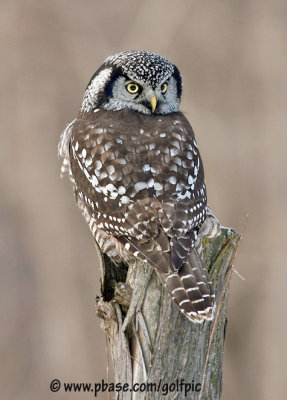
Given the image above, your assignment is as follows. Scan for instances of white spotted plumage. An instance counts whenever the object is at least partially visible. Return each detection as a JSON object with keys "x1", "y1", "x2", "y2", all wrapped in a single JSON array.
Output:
[{"x1": 59, "y1": 50, "x2": 221, "y2": 323}]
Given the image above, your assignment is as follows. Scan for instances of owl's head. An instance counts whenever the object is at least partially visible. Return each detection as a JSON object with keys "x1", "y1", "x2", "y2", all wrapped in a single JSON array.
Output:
[{"x1": 80, "y1": 51, "x2": 183, "y2": 115}]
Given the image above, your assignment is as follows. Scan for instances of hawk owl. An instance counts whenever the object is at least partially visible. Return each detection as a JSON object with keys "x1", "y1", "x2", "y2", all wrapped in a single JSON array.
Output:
[{"x1": 59, "y1": 51, "x2": 220, "y2": 322}]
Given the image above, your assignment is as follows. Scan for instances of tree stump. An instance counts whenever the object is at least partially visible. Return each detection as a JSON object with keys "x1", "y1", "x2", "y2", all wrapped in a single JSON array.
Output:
[{"x1": 96, "y1": 227, "x2": 239, "y2": 399}]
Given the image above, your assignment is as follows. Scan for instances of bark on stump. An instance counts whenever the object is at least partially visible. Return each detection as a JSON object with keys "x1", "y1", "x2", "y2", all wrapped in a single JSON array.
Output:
[{"x1": 96, "y1": 227, "x2": 239, "y2": 400}]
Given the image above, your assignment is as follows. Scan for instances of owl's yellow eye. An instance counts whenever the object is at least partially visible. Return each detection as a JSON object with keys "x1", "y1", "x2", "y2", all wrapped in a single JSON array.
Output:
[
  {"x1": 126, "y1": 83, "x2": 140, "y2": 94},
  {"x1": 161, "y1": 82, "x2": 168, "y2": 94}
]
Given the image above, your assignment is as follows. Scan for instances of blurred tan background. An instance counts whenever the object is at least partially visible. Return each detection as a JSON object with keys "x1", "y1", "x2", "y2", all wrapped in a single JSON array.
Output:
[{"x1": 1, "y1": 0, "x2": 286, "y2": 399}]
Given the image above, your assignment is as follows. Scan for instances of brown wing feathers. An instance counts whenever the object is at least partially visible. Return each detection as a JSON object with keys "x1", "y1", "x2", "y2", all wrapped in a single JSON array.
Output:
[{"x1": 68, "y1": 108, "x2": 214, "y2": 322}]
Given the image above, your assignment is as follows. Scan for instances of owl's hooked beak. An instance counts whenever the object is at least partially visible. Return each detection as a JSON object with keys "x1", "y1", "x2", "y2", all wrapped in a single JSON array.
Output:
[{"x1": 150, "y1": 94, "x2": 157, "y2": 113}]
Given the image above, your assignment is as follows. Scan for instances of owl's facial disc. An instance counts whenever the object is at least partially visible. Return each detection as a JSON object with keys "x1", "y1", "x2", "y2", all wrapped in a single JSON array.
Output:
[{"x1": 101, "y1": 75, "x2": 180, "y2": 115}]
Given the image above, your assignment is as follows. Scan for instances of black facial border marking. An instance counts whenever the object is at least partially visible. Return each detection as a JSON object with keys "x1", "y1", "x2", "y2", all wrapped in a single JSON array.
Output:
[
  {"x1": 85, "y1": 65, "x2": 126, "y2": 109},
  {"x1": 172, "y1": 65, "x2": 183, "y2": 99}
]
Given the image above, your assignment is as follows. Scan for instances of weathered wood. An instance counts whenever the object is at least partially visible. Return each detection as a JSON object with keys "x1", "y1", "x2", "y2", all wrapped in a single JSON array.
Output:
[{"x1": 96, "y1": 228, "x2": 239, "y2": 399}]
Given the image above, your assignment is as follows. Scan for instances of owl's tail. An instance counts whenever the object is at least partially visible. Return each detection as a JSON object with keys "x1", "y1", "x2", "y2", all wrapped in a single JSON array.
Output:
[
  {"x1": 117, "y1": 236, "x2": 215, "y2": 322},
  {"x1": 164, "y1": 249, "x2": 215, "y2": 322}
]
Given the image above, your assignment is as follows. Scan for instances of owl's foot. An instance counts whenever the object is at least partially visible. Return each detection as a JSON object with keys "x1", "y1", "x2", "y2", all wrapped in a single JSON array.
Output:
[{"x1": 195, "y1": 208, "x2": 221, "y2": 258}]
